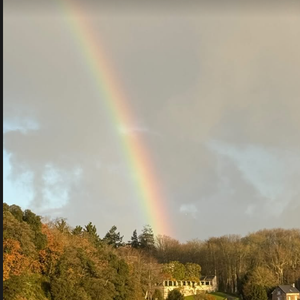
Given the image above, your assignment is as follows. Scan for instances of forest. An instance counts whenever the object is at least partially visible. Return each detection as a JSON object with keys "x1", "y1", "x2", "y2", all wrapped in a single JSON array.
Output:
[{"x1": 3, "y1": 203, "x2": 300, "y2": 300}]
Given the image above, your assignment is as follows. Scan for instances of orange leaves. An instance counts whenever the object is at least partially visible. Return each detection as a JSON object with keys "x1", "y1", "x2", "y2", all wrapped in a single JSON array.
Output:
[
  {"x1": 41, "y1": 223, "x2": 65, "y2": 254},
  {"x1": 38, "y1": 224, "x2": 66, "y2": 275},
  {"x1": 3, "y1": 239, "x2": 29, "y2": 281}
]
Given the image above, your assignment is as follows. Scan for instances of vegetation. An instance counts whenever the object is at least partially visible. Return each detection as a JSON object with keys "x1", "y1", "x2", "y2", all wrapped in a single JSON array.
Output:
[
  {"x1": 185, "y1": 293, "x2": 237, "y2": 300},
  {"x1": 3, "y1": 203, "x2": 300, "y2": 300},
  {"x1": 210, "y1": 292, "x2": 240, "y2": 299},
  {"x1": 153, "y1": 289, "x2": 164, "y2": 300},
  {"x1": 166, "y1": 289, "x2": 184, "y2": 300}
]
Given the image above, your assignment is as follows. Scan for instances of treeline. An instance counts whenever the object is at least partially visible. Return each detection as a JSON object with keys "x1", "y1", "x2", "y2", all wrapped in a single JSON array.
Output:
[
  {"x1": 3, "y1": 203, "x2": 300, "y2": 300},
  {"x1": 155, "y1": 229, "x2": 300, "y2": 299},
  {"x1": 3, "y1": 203, "x2": 200, "y2": 300}
]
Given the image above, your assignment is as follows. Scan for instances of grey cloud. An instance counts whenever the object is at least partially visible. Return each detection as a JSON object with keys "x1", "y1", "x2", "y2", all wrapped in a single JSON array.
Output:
[{"x1": 3, "y1": 3, "x2": 300, "y2": 241}]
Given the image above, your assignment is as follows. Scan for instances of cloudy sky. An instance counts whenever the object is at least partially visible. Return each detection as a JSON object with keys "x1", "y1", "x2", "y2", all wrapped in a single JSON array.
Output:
[{"x1": 3, "y1": 0, "x2": 300, "y2": 242}]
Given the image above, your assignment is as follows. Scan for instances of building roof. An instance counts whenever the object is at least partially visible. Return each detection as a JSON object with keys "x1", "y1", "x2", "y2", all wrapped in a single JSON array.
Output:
[
  {"x1": 200, "y1": 275, "x2": 216, "y2": 281},
  {"x1": 276, "y1": 285, "x2": 300, "y2": 294}
]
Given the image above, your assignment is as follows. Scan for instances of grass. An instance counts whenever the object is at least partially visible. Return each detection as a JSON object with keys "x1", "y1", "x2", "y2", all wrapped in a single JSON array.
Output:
[
  {"x1": 210, "y1": 292, "x2": 240, "y2": 299},
  {"x1": 185, "y1": 292, "x2": 241, "y2": 300},
  {"x1": 208, "y1": 293, "x2": 227, "y2": 300}
]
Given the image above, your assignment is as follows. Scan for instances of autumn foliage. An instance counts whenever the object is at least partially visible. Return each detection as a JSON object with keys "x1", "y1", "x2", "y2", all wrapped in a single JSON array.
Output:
[
  {"x1": 3, "y1": 203, "x2": 300, "y2": 300},
  {"x1": 3, "y1": 239, "x2": 29, "y2": 281}
]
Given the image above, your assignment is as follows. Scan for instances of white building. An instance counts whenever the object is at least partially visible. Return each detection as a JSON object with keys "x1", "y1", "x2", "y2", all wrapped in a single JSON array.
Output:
[{"x1": 157, "y1": 275, "x2": 217, "y2": 299}]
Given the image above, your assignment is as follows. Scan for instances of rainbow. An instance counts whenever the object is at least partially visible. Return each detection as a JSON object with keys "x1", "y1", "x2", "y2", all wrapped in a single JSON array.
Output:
[{"x1": 59, "y1": 0, "x2": 172, "y2": 236}]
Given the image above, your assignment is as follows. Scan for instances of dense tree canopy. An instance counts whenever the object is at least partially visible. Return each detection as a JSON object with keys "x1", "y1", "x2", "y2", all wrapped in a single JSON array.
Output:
[{"x1": 3, "y1": 203, "x2": 300, "y2": 300}]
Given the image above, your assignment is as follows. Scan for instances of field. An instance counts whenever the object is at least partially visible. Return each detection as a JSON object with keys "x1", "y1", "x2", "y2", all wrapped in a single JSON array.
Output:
[
  {"x1": 210, "y1": 292, "x2": 240, "y2": 299},
  {"x1": 184, "y1": 292, "x2": 240, "y2": 300}
]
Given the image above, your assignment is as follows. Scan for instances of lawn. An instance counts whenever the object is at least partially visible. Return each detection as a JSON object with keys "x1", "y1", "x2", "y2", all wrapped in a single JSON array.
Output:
[
  {"x1": 210, "y1": 292, "x2": 240, "y2": 299},
  {"x1": 207, "y1": 293, "x2": 227, "y2": 300},
  {"x1": 185, "y1": 292, "x2": 240, "y2": 300},
  {"x1": 184, "y1": 296, "x2": 196, "y2": 300}
]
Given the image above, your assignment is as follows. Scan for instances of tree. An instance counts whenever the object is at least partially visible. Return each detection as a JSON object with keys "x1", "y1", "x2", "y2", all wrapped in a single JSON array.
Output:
[
  {"x1": 162, "y1": 261, "x2": 185, "y2": 280},
  {"x1": 180, "y1": 239, "x2": 203, "y2": 265},
  {"x1": 72, "y1": 225, "x2": 83, "y2": 235},
  {"x1": 3, "y1": 206, "x2": 46, "y2": 300},
  {"x1": 3, "y1": 202, "x2": 10, "y2": 212},
  {"x1": 103, "y1": 225, "x2": 124, "y2": 248},
  {"x1": 54, "y1": 218, "x2": 71, "y2": 234},
  {"x1": 117, "y1": 246, "x2": 156, "y2": 300},
  {"x1": 155, "y1": 235, "x2": 182, "y2": 263},
  {"x1": 166, "y1": 289, "x2": 184, "y2": 300},
  {"x1": 8, "y1": 204, "x2": 23, "y2": 222},
  {"x1": 139, "y1": 225, "x2": 155, "y2": 252},
  {"x1": 84, "y1": 222, "x2": 101, "y2": 247},
  {"x1": 23, "y1": 209, "x2": 42, "y2": 231},
  {"x1": 3, "y1": 239, "x2": 29, "y2": 281},
  {"x1": 49, "y1": 232, "x2": 123, "y2": 300},
  {"x1": 39, "y1": 223, "x2": 65, "y2": 276},
  {"x1": 107, "y1": 253, "x2": 131, "y2": 300},
  {"x1": 185, "y1": 263, "x2": 201, "y2": 281},
  {"x1": 242, "y1": 266, "x2": 277, "y2": 300},
  {"x1": 246, "y1": 285, "x2": 268, "y2": 300},
  {"x1": 131, "y1": 230, "x2": 140, "y2": 248},
  {"x1": 152, "y1": 288, "x2": 163, "y2": 300},
  {"x1": 22, "y1": 209, "x2": 47, "y2": 250}
]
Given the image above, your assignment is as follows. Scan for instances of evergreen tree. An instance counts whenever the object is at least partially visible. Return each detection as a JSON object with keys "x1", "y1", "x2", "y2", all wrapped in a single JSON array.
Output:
[
  {"x1": 103, "y1": 225, "x2": 124, "y2": 248},
  {"x1": 84, "y1": 222, "x2": 101, "y2": 247},
  {"x1": 22, "y1": 208, "x2": 47, "y2": 250},
  {"x1": 72, "y1": 225, "x2": 83, "y2": 235},
  {"x1": 139, "y1": 225, "x2": 155, "y2": 251},
  {"x1": 131, "y1": 229, "x2": 140, "y2": 248}
]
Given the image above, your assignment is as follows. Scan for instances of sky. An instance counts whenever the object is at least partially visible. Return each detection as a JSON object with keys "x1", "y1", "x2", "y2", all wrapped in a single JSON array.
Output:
[{"x1": 3, "y1": 0, "x2": 300, "y2": 242}]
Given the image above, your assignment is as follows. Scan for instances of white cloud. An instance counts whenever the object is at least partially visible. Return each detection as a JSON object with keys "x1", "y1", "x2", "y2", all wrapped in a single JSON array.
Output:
[
  {"x1": 3, "y1": 119, "x2": 39, "y2": 134},
  {"x1": 179, "y1": 203, "x2": 198, "y2": 219},
  {"x1": 118, "y1": 125, "x2": 161, "y2": 137},
  {"x1": 207, "y1": 139, "x2": 300, "y2": 217}
]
